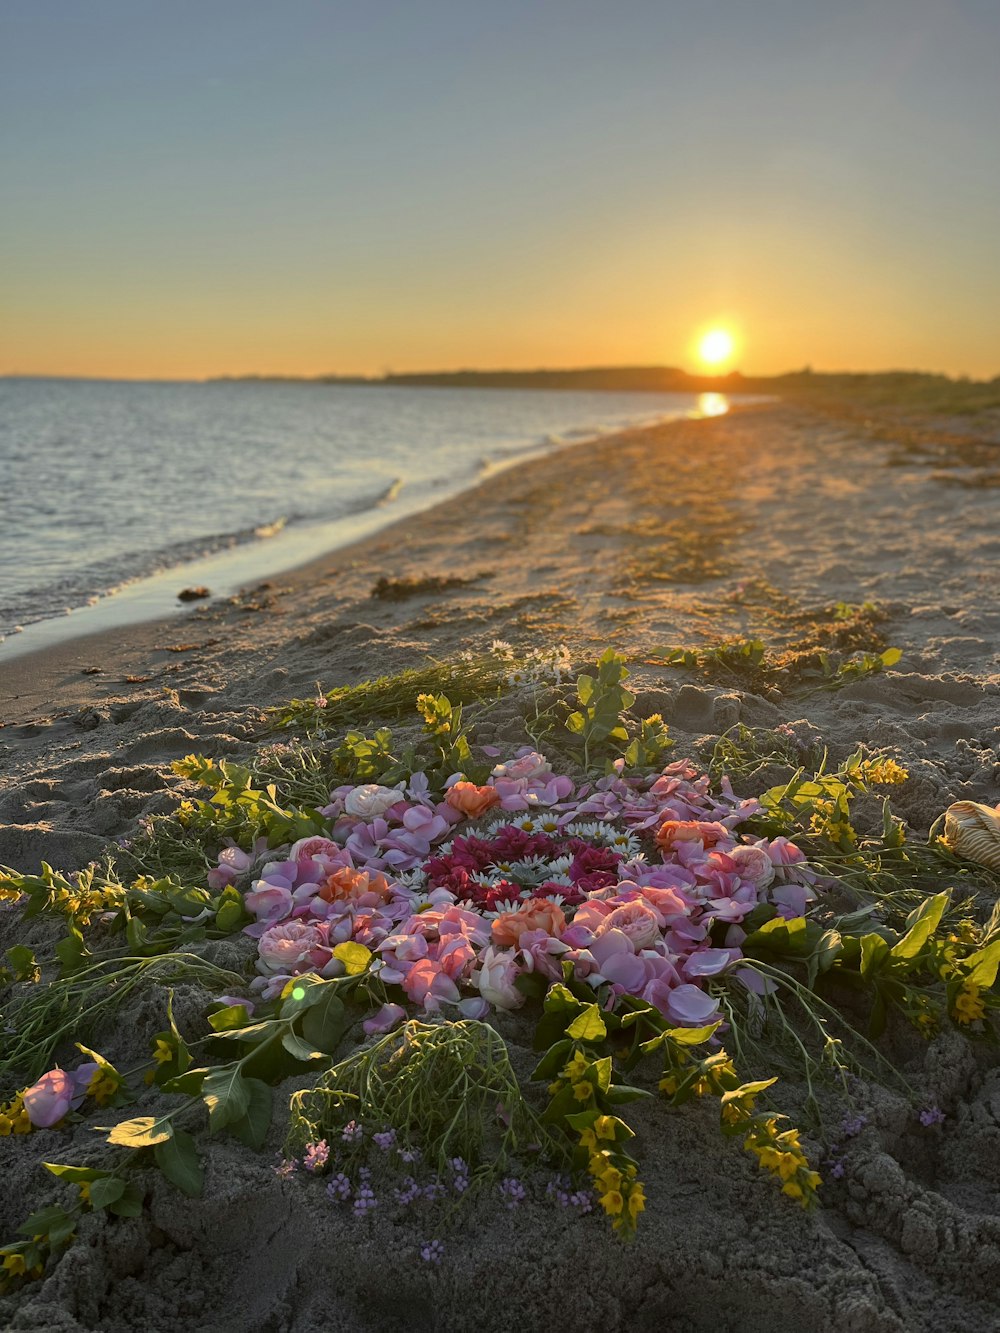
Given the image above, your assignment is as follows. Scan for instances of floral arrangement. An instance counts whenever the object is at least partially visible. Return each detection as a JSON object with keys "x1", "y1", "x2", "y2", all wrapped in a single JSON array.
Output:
[
  {"x1": 239, "y1": 753, "x2": 816, "y2": 1032},
  {"x1": 2, "y1": 649, "x2": 999, "y2": 1291}
]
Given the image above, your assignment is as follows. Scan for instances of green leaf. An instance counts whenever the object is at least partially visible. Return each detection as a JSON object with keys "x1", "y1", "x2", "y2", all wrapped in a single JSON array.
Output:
[
  {"x1": 891, "y1": 892, "x2": 950, "y2": 962},
  {"x1": 108, "y1": 1182, "x2": 144, "y2": 1217},
  {"x1": 278, "y1": 972, "x2": 327, "y2": 1017},
  {"x1": 663, "y1": 1022, "x2": 721, "y2": 1047},
  {"x1": 154, "y1": 1129, "x2": 204, "y2": 1197},
  {"x1": 962, "y1": 939, "x2": 1000, "y2": 990},
  {"x1": 18, "y1": 1205, "x2": 76, "y2": 1237},
  {"x1": 208, "y1": 1004, "x2": 255, "y2": 1033},
  {"x1": 860, "y1": 933, "x2": 890, "y2": 978},
  {"x1": 604, "y1": 1084, "x2": 653, "y2": 1105},
  {"x1": 225, "y1": 1077, "x2": 272, "y2": 1151},
  {"x1": 720, "y1": 1078, "x2": 778, "y2": 1105},
  {"x1": 42, "y1": 1162, "x2": 112, "y2": 1183},
  {"x1": 105, "y1": 1116, "x2": 173, "y2": 1149},
  {"x1": 280, "y1": 1030, "x2": 327, "y2": 1063},
  {"x1": 88, "y1": 1176, "x2": 126, "y2": 1210},
  {"x1": 301, "y1": 987, "x2": 347, "y2": 1054},
  {"x1": 566, "y1": 1004, "x2": 607, "y2": 1043},
  {"x1": 530, "y1": 1038, "x2": 573, "y2": 1081},
  {"x1": 201, "y1": 1064, "x2": 249, "y2": 1131}
]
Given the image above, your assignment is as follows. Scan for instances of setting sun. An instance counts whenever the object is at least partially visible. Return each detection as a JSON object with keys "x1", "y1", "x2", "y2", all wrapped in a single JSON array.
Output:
[{"x1": 698, "y1": 328, "x2": 735, "y2": 368}]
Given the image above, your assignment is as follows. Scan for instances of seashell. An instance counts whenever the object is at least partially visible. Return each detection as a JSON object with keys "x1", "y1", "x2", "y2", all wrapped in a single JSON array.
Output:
[{"x1": 942, "y1": 800, "x2": 1000, "y2": 874}]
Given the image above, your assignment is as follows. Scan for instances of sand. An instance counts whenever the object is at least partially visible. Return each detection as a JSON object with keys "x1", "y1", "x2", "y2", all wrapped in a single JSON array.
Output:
[{"x1": 1, "y1": 402, "x2": 999, "y2": 1332}]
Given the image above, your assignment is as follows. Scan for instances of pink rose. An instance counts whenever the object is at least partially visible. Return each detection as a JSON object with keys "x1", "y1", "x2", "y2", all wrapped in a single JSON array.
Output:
[
  {"x1": 257, "y1": 921, "x2": 325, "y2": 975},
  {"x1": 476, "y1": 946, "x2": 525, "y2": 1010},
  {"x1": 491, "y1": 751, "x2": 552, "y2": 782},
  {"x1": 727, "y1": 844, "x2": 775, "y2": 889},
  {"x1": 596, "y1": 901, "x2": 661, "y2": 950}
]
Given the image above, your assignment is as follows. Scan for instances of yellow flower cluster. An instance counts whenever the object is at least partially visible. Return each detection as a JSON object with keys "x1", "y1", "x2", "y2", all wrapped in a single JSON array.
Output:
[
  {"x1": 86, "y1": 1067, "x2": 119, "y2": 1106},
  {"x1": 861, "y1": 758, "x2": 909, "y2": 785},
  {"x1": 744, "y1": 1121, "x2": 821, "y2": 1206},
  {"x1": 808, "y1": 803, "x2": 858, "y2": 846},
  {"x1": 548, "y1": 1050, "x2": 593, "y2": 1102},
  {"x1": 953, "y1": 983, "x2": 986, "y2": 1025},
  {"x1": 0, "y1": 1094, "x2": 31, "y2": 1136},
  {"x1": 587, "y1": 1147, "x2": 646, "y2": 1235}
]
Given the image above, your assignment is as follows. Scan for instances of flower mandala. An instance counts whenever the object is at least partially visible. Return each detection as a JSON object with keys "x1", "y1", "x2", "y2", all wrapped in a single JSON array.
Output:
[{"x1": 238, "y1": 754, "x2": 817, "y2": 1027}]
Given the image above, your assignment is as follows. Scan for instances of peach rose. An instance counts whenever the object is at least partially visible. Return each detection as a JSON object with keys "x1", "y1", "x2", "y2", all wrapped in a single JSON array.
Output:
[
  {"x1": 318, "y1": 866, "x2": 391, "y2": 904},
  {"x1": 491, "y1": 898, "x2": 567, "y2": 949},
  {"x1": 655, "y1": 820, "x2": 727, "y2": 854},
  {"x1": 445, "y1": 782, "x2": 502, "y2": 818}
]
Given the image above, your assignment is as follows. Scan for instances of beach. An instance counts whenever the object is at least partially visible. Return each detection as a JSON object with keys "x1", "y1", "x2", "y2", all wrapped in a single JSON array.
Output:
[{"x1": 2, "y1": 400, "x2": 1000, "y2": 1332}]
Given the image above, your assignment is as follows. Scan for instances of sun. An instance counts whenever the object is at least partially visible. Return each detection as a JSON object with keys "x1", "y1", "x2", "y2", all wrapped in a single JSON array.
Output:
[{"x1": 698, "y1": 327, "x2": 735, "y2": 368}]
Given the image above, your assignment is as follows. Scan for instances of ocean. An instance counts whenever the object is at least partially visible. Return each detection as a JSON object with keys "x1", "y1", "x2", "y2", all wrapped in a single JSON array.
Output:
[{"x1": 0, "y1": 378, "x2": 729, "y2": 652}]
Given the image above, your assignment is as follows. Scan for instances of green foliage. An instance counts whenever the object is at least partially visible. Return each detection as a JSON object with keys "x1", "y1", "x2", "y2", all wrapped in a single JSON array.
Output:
[
  {"x1": 171, "y1": 756, "x2": 327, "y2": 849},
  {"x1": 265, "y1": 654, "x2": 513, "y2": 735},
  {"x1": 648, "y1": 636, "x2": 901, "y2": 694},
  {"x1": 564, "y1": 649, "x2": 635, "y2": 770},
  {"x1": 622, "y1": 714, "x2": 675, "y2": 772},
  {"x1": 0, "y1": 954, "x2": 245, "y2": 1086},
  {"x1": 0, "y1": 946, "x2": 39, "y2": 989},
  {"x1": 287, "y1": 1019, "x2": 556, "y2": 1178}
]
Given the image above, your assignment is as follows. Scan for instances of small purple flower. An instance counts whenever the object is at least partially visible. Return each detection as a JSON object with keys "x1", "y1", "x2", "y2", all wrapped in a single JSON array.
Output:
[
  {"x1": 420, "y1": 1239, "x2": 444, "y2": 1266},
  {"x1": 841, "y1": 1113, "x2": 868, "y2": 1138},
  {"x1": 919, "y1": 1106, "x2": 946, "y2": 1127},
  {"x1": 352, "y1": 1186, "x2": 377, "y2": 1217},
  {"x1": 341, "y1": 1120, "x2": 363, "y2": 1144},
  {"x1": 422, "y1": 1177, "x2": 445, "y2": 1202},
  {"x1": 326, "y1": 1172, "x2": 352, "y2": 1201},
  {"x1": 303, "y1": 1139, "x2": 330, "y2": 1173},
  {"x1": 273, "y1": 1157, "x2": 297, "y2": 1180},
  {"x1": 395, "y1": 1176, "x2": 421, "y2": 1206},
  {"x1": 373, "y1": 1128, "x2": 397, "y2": 1151},
  {"x1": 398, "y1": 1146, "x2": 422, "y2": 1165},
  {"x1": 569, "y1": 1189, "x2": 594, "y2": 1213},
  {"x1": 499, "y1": 1177, "x2": 526, "y2": 1209}
]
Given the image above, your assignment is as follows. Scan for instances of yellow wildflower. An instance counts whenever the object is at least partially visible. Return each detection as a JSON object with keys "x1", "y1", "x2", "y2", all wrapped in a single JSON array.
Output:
[
  {"x1": 78, "y1": 1182, "x2": 92, "y2": 1204},
  {"x1": 594, "y1": 1116, "x2": 617, "y2": 1141},
  {"x1": 572, "y1": 1082, "x2": 592, "y2": 1103},
  {"x1": 2, "y1": 1254, "x2": 27, "y2": 1276},
  {"x1": 153, "y1": 1039, "x2": 174, "y2": 1066},
  {"x1": 626, "y1": 1183, "x2": 646, "y2": 1219},
  {"x1": 599, "y1": 1190, "x2": 624, "y2": 1217},
  {"x1": 954, "y1": 985, "x2": 986, "y2": 1025},
  {"x1": 561, "y1": 1051, "x2": 589, "y2": 1082}
]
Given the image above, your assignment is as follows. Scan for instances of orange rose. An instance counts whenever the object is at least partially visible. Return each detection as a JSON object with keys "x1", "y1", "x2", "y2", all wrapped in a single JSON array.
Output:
[
  {"x1": 491, "y1": 898, "x2": 567, "y2": 948},
  {"x1": 318, "y1": 866, "x2": 391, "y2": 903},
  {"x1": 655, "y1": 820, "x2": 726, "y2": 853},
  {"x1": 445, "y1": 782, "x2": 502, "y2": 818}
]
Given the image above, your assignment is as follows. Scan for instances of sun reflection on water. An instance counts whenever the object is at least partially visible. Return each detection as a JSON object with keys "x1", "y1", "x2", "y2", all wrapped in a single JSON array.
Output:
[{"x1": 695, "y1": 392, "x2": 729, "y2": 418}]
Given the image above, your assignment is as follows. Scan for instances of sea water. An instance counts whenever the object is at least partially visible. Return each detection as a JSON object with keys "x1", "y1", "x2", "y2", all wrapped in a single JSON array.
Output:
[{"x1": 0, "y1": 378, "x2": 729, "y2": 652}]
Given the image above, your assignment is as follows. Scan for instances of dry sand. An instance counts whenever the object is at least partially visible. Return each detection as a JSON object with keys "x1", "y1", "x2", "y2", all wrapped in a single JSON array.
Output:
[{"x1": 1, "y1": 402, "x2": 999, "y2": 1332}]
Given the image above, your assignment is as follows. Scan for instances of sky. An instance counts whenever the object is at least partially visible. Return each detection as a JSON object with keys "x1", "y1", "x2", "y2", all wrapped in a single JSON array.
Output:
[{"x1": 2, "y1": 0, "x2": 999, "y2": 380}]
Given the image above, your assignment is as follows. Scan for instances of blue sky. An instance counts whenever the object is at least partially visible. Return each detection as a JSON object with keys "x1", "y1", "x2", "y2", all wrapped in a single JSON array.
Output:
[{"x1": 2, "y1": 0, "x2": 998, "y2": 377}]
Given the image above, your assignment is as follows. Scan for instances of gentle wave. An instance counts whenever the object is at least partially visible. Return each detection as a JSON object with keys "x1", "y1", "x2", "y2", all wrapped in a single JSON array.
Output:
[{"x1": 0, "y1": 380, "x2": 732, "y2": 641}]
